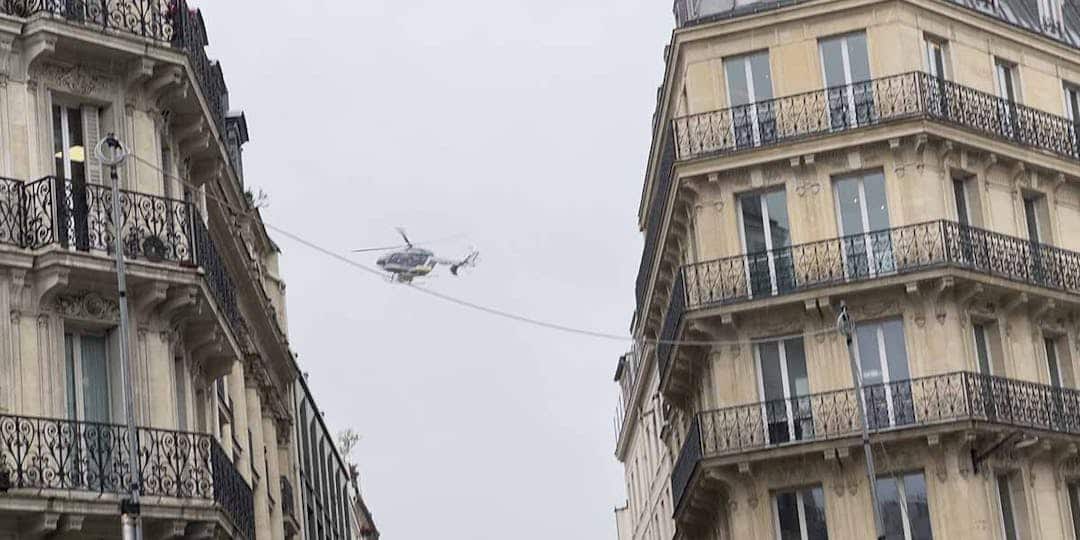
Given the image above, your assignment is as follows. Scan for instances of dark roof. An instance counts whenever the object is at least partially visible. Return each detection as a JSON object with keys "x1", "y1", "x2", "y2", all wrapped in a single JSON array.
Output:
[{"x1": 674, "y1": 0, "x2": 1080, "y2": 49}]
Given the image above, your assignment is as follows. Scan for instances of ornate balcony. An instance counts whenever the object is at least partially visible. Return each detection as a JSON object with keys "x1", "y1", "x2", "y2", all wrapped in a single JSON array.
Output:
[
  {"x1": 659, "y1": 220, "x2": 1080, "y2": 385},
  {"x1": 0, "y1": 1, "x2": 231, "y2": 150},
  {"x1": 638, "y1": 71, "x2": 1080, "y2": 330},
  {"x1": 0, "y1": 413, "x2": 253, "y2": 537},
  {"x1": 0, "y1": 176, "x2": 243, "y2": 337},
  {"x1": 672, "y1": 371, "x2": 1080, "y2": 512},
  {"x1": 674, "y1": 72, "x2": 1080, "y2": 162}
]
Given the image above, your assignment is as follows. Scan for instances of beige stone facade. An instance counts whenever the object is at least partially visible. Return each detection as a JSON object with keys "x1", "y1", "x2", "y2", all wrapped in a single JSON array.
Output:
[
  {"x1": 616, "y1": 1, "x2": 1080, "y2": 539},
  {"x1": 0, "y1": 3, "x2": 375, "y2": 540}
]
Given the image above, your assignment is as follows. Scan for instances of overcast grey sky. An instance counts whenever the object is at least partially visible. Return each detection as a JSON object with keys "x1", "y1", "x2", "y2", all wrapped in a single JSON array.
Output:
[{"x1": 197, "y1": 1, "x2": 671, "y2": 537}]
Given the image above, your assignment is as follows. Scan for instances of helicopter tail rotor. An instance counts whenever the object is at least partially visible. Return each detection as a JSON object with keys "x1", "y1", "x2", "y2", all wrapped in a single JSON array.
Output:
[{"x1": 450, "y1": 250, "x2": 479, "y2": 276}]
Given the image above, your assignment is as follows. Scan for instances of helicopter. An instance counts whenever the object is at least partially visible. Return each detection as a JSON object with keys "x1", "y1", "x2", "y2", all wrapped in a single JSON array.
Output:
[{"x1": 354, "y1": 228, "x2": 478, "y2": 283}]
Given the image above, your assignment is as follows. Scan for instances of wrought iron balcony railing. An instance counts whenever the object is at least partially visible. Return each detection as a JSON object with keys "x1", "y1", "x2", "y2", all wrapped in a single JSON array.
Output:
[
  {"x1": 659, "y1": 220, "x2": 1080, "y2": 382},
  {"x1": 0, "y1": 413, "x2": 253, "y2": 537},
  {"x1": 674, "y1": 72, "x2": 1080, "y2": 162},
  {"x1": 0, "y1": 1, "x2": 230, "y2": 150},
  {"x1": 0, "y1": 0, "x2": 175, "y2": 40},
  {"x1": 673, "y1": 371, "x2": 1080, "y2": 511},
  {"x1": 683, "y1": 219, "x2": 1080, "y2": 309},
  {"x1": 636, "y1": 127, "x2": 677, "y2": 313},
  {"x1": 0, "y1": 176, "x2": 243, "y2": 337},
  {"x1": 639, "y1": 72, "x2": 1080, "y2": 329}
]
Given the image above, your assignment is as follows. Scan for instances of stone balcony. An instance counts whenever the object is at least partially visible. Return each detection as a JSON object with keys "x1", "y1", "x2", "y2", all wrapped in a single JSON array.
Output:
[
  {"x1": 672, "y1": 370, "x2": 1080, "y2": 519},
  {"x1": 637, "y1": 71, "x2": 1080, "y2": 337},
  {"x1": 0, "y1": 412, "x2": 253, "y2": 538}
]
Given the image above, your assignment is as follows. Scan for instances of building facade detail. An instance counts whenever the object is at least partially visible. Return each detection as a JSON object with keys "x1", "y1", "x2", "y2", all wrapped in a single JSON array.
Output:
[
  {"x1": 616, "y1": 1, "x2": 1080, "y2": 539},
  {"x1": 0, "y1": 2, "x2": 378, "y2": 539}
]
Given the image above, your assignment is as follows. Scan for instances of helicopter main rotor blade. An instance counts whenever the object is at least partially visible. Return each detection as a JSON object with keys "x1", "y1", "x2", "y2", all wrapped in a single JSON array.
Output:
[
  {"x1": 351, "y1": 244, "x2": 409, "y2": 253},
  {"x1": 395, "y1": 227, "x2": 413, "y2": 248}
]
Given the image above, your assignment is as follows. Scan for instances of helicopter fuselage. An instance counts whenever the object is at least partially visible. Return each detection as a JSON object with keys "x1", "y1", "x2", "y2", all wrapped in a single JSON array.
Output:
[{"x1": 376, "y1": 248, "x2": 436, "y2": 281}]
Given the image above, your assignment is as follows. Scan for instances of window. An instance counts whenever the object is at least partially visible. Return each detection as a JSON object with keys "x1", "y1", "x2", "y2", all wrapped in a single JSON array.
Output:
[
  {"x1": 854, "y1": 318, "x2": 913, "y2": 428},
  {"x1": 1046, "y1": 337, "x2": 1063, "y2": 388},
  {"x1": 756, "y1": 337, "x2": 811, "y2": 444},
  {"x1": 996, "y1": 473, "x2": 1030, "y2": 540},
  {"x1": 834, "y1": 170, "x2": 892, "y2": 278},
  {"x1": 53, "y1": 105, "x2": 87, "y2": 184},
  {"x1": 925, "y1": 37, "x2": 948, "y2": 80},
  {"x1": 739, "y1": 189, "x2": 793, "y2": 297},
  {"x1": 876, "y1": 472, "x2": 933, "y2": 540},
  {"x1": 64, "y1": 331, "x2": 114, "y2": 423},
  {"x1": 995, "y1": 60, "x2": 1018, "y2": 103},
  {"x1": 952, "y1": 175, "x2": 970, "y2": 225},
  {"x1": 820, "y1": 32, "x2": 873, "y2": 128},
  {"x1": 774, "y1": 485, "x2": 829, "y2": 540},
  {"x1": 995, "y1": 59, "x2": 1019, "y2": 138},
  {"x1": 724, "y1": 51, "x2": 775, "y2": 147},
  {"x1": 1023, "y1": 195, "x2": 1042, "y2": 243},
  {"x1": 972, "y1": 323, "x2": 1004, "y2": 375},
  {"x1": 1066, "y1": 84, "x2": 1080, "y2": 124},
  {"x1": 1038, "y1": 0, "x2": 1063, "y2": 33},
  {"x1": 1069, "y1": 482, "x2": 1080, "y2": 540}
]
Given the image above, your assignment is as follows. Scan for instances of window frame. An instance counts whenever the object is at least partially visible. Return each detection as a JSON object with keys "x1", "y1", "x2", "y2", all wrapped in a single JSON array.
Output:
[
  {"x1": 64, "y1": 329, "x2": 114, "y2": 424},
  {"x1": 772, "y1": 484, "x2": 829, "y2": 540},
  {"x1": 925, "y1": 35, "x2": 950, "y2": 80}
]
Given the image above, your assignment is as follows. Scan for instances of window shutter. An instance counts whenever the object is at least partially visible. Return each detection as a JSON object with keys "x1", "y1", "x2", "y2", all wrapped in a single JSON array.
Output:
[{"x1": 81, "y1": 106, "x2": 102, "y2": 184}]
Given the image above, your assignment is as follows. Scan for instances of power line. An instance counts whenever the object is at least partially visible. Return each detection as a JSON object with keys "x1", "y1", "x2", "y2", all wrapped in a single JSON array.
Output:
[{"x1": 131, "y1": 153, "x2": 843, "y2": 348}]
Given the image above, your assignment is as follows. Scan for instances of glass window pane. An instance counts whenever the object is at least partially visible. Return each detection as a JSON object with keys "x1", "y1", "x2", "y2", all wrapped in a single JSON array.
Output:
[
  {"x1": 741, "y1": 194, "x2": 767, "y2": 253},
  {"x1": 80, "y1": 335, "x2": 110, "y2": 423},
  {"x1": 803, "y1": 486, "x2": 830, "y2": 540},
  {"x1": 759, "y1": 341, "x2": 785, "y2": 402},
  {"x1": 974, "y1": 325, "x2": 992, "y2": 375},
  {"x1": 953, "y1": 179, "x2": 969, "y2": 225},
  {"x1": 775, "y1": 491, "x2": 803, "y2": 540},
  {"x1": 856, "y1": 323, "x2": 884, "y2": 385},
  {"x1": 784, "y1": 338, "x2": 809, "y2": 397},
  {"x1": 764, "y1": 190, "x2": 791, "y2": 249},
  {"x1": 846, "y1": 33, "x2": 871, "y2": 82},
  {"x1": 904, "y1": 473, "x2": 934, "y2": 540},
  {"x1": 66, "y1": 107, "x2": 85, "y2": 184},
  {"x1": 1024, "y1": 198, "x2": 1040, "y2": 242},
  {"x1": 725, "y1": 57, "x2": 751, "y2": 106},
  {"x1": 835, "y1": 177, "x2": 864, "y2": 236},
  {"x1": 862, "y1": 172, "x2": 890, "y2": 232},
  {"x1": 1046, "y1": 338, "x2": 1062, "y2": 388},
  {"x1": 820, "y1": 38, "x2": 847, "y2": 87},
  {"x1": 749, "y1": 51, "x2": 773, "y2": 100},
  {"x1": 875, "y1": 476, "x2": 906, "y2": 540},
  {"x1": 998, "y1": 475, "x2": 1018, "y2": 540},
  {"x1": 882, "y1": 319, "x2": 910, "y2": 382},
  {"x1": 65, "y1": 333, "x2": 77, "y2": 420}
]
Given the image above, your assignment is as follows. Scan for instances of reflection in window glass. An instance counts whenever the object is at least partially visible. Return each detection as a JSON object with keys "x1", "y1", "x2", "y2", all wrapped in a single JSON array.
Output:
[
  {"x1": 774, "y1": 485, "x2": 829, "y2": 540},
  {"x1": 876, "y1": 472, "x2": 934, "y2": 540}
]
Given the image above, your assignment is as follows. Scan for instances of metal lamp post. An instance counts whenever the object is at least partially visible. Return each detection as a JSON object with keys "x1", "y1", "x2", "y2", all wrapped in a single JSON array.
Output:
[
  {"x1": 95, "y1": 134, "x2": 142, "y2": 540},
  {"x1": 837, "y1": 301, "x2": 885, "y2": 540}
]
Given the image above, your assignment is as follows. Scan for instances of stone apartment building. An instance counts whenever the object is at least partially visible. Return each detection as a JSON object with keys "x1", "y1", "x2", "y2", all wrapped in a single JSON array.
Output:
[
  {"x1": 0, "y1": 2, "x2": 376, "y2": 539},
  {"x1": 616, "y1": 0, "x2": 1080, "y2": 538}
]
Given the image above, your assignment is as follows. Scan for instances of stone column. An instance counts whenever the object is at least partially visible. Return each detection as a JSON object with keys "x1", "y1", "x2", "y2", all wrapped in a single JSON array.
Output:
[
  {"x1": 244, "y1": 380, "x2": 271, "y2": 540},
  {"x1": 263, "y1": 415, "x2": 285, "y2": 540}
]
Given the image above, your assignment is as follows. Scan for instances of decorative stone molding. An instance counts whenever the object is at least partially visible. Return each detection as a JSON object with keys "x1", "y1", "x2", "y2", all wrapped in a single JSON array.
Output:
[
  {"x1": 53, "y1": 292, "x2": 119, "y2": 323},
  {"x1": 32, "y1": 63, "x2": 112, "y2": 96}
]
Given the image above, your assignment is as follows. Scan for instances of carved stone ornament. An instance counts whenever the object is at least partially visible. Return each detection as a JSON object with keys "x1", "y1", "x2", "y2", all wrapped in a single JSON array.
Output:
[
  {"x1": 33, "y1": 63, "x2": 110, "y2": 96},
  {"x1": 54, "y1": 292, "x2": 119, "y2": 322}
]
